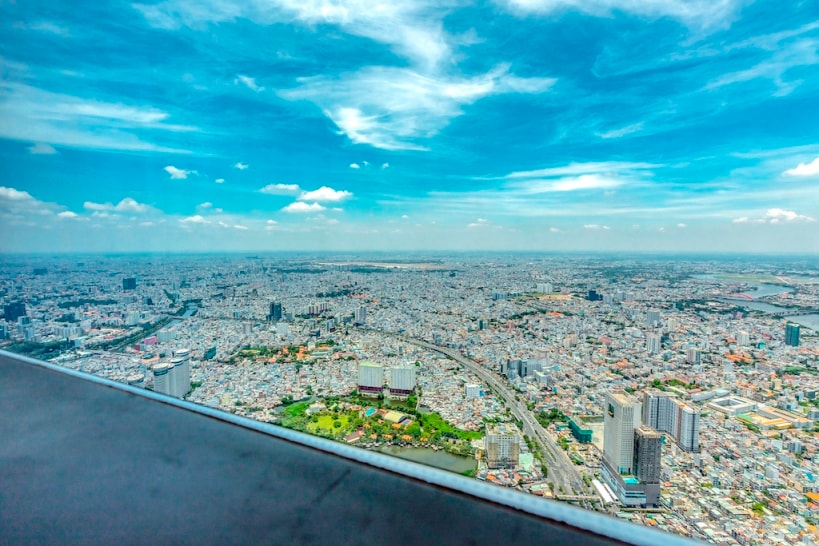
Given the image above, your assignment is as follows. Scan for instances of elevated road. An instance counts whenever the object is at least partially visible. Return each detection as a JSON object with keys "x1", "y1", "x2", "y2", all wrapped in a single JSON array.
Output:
[{"x1": 384, "y1": 332, "x2": 599, "y2": 509}]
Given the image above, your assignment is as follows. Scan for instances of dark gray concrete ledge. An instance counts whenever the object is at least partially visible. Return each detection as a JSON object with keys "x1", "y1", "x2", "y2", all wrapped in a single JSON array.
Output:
[{"x1": 0, "y1": 350, "x2": 701, "y2": 545}]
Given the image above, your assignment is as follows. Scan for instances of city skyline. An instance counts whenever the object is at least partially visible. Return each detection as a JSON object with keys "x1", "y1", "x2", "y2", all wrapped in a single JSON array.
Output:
[{"x1": 2, "y1": 1, "x2": 819, "y2": 253}]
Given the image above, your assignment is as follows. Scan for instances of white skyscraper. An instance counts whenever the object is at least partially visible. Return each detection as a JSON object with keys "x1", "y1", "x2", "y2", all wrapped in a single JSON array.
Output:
[
  {"x1": 388, "y1": 366, "x2": 416, "y2": 398},
  {"x1": 643, "y1": 390, "x2": 677, "y2": 434},
  {"x1": 152, "y1": 363, "x2": 173, "y2": 396},
  {"x1": 646, "y1": 333, "x2": 661, "y2": 355},
  {"x1": 736, "y1": 330, "x2": 750, "y2": 346},
  {"x1": 358, "y1": 361, "x2": 383, "y2": 396},
  {"x1": 355, "y1": 306, "x2": 367, "y2": 325},
  {"x1": 674, "y1": 404, "x2": 700, "y2": 452},
  {"x1": 604, "y1": 391, "x2": 641, "y2": 474}
]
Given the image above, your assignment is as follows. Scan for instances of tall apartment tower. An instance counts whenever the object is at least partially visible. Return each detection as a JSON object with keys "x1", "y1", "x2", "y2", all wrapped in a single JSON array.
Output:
[
  {"x1": 603, "y1": 391, "x2": 642, "y2": 474},
  {"x1": 388, "y1": 366, "x2": 416, "y2": 398},
  {"x1": 643, "y1": 390, "x2": 677, "y2": 435},
  {"x1": 485, "y1": 424, "x2": 521, "y2": 469},
  {"x1": 646, "y1": 310, "x2": 661, "y2": 327},
  {"x1": 122, "y1": 277, "x2": 137, "y2": 291},
  {"x1": 358, "y1": 362, "x2": 384, "y2": 397},
  {"x1": 786, "y1": 322, "x2": 800, "y2": 347},
  {"x1": 633, "y1": 425, "x2": 662, "y2": 485},
  {"x1": 674, "y1": 403, "x2": 701, "y2": 452},
  {"x1": 646, "y1": 333, "x2": 662, "y2": 355},
  {"x1": 171, "y1": 348, "x2": 191, "y2": 398},
  {"x1": 269, "y1": 302, "x2": 282, "y2": 322},
  {"x1": 354, "y1": 306, "x2": 367, "y2": 325},
  {"x1": 152, "y1": 363, "x2": 173, "y2": 396}
]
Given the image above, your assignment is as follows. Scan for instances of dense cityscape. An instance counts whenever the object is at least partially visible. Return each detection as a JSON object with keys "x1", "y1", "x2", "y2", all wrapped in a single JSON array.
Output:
[{"x1": 2, "y1": 253, "x2": 818, "y2": 544}]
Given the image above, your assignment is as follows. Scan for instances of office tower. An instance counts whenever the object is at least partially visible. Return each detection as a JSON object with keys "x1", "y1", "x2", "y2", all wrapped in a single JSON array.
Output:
[
  {"x1": 736, "y1": 330, "x2": 750, "y2": 346},
  {"x1": 645, "y1": 310, "x2": 661, "y2": 327},
  {"x1": 3, "y1": 302, "x2": 26, "y2": 323},
  {"x1": 587, "y1": 289, "x2": 600, "y2": 301},
  {"x1": 152, "y1": 363, "x2": 173, "y2": 396},
  {"x1": 603, "y1": 391, "x2": 641, "y2": 474},
  {"x1": 485, "y1": 424, "x2": 521, "y2": 469},
  {"x1": 666, "y1": 318, "x2": 677, "y2": 332},
  {"x1": 358, "y1": 362, "x2": 384, "y2": 397},
  {"x1": 633, "y1": 426, "x2": 662, "y2": 485},
  {"x1": 674, "y1": 403, "x2": 700, "y2": 452},
  {"x1": 388, "y1": 366, "x2": 416, "y2": 398},
  {"x1": 642, "y1": 390, "x2": 677, "y2": 434},
  {"x1": 122, "y1": 278, "x2": 137, "y2": 291},
  {"x1": 465, "y1": 384, "x2": 481, "y2": 399},
  {"x1": 269, "y1": 302, "x2": 282, "y2": 322},
  {"x1": 646, "y1": 333, "x2": 661, "y2": 355},
  {"x1": 685, "y1": 348, "x2": 701, "y2": 365},
  {"x1": 536, "y1": 283, "x2": 553, "y2": 294},
  {"x1": 0, "y1": 323, "x2": 7, "y2": 340},
  {"x1": 354, "y1": 306, "x2": 367, "y2": 325},
  {"x1": 786, "y1": 323, "x2": 800, "y2": 347}
]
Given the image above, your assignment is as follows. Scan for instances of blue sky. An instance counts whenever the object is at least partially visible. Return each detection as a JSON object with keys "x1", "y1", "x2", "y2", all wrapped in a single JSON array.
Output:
[{"x1": 1, "y1": 0, "x2": 818, "y2": 253}]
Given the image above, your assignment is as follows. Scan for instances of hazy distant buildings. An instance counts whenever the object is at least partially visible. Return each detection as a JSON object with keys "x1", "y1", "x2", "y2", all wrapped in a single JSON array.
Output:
[
  {"x1": 485, "y1": 423, "x2": 521, "y2": 469},
  {"x1": 646, "y1": 333, "x2": 661, "y2": 355},
  {"x1": 3, "y1": 302, "x2": 26, "y2": 323},
  {"x1": 646, "y1": 310, "x2": 661, "y2": 327},
  {"x1": 354, "y1": 306, "x2": 367, "y2": 325},
  {"x1": 268, "y1": 302, "x2": 282, "y2": 322},
  {"x1": 786, "y1": 322, "x2": 800, "y2": 347},
  {"x1": 358, "y1": 361, "x2": 383, "y2": 397},
  {"x1": 122, "y1": 277, "x2": 137, "y2": 291}
]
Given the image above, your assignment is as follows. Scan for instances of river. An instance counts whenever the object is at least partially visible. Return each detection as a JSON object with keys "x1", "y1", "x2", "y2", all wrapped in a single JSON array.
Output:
[
  {"x1": 378, "y1": 446, "x2": 476, "y2": 474},
  {"x1": 694, "y1": 276, "x2": 818, "y2": 331}
]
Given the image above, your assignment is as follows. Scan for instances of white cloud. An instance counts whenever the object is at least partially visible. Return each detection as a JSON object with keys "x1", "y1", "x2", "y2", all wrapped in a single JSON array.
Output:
[
  {"x1": 233, "y1": 224, "x2": 248, "y2": 230},
  {"x1": 0, "y1": 82, "x2": 194, "y2": 154},
  {"x1": 783, "y1": 157, "x2": 819, "y2": 177},
  {"x1": 468, "y1": 218, "x2": 490, "y2": 228},
  {"x1": 584, "y1": 224, "x2": 611, "y2": 230},
  {"x1": 281, "y1": 65, "x2": 554, "y2": 151},
  {"x1": 57, "y1": 211, "x2": 78, "y2": 218},
  {"x1": 260, "y1": 183, "x2": 301, "y2": 195},
  {"x1": 597, "y1": 122, "x2": 644, "y2": 139},
  {"x1": 401, "y1": 214, "x2": 409, "y2": 219},
  {"x1": 234, "y1": 75, "x2": 264, "y2": 92},
  {"x1": 764, "y1": 208, "x2": 815, "y2": 223},
  {"x1": 733, "y1": 209, "x2": 815, "y2": 224},
  {"x1": 298, "y1": 186, "x2": 352, "y2": 202},
  {"x1": 502, "y1": 161, "x2": 656, "y2": 180},
  {"x1": 27, "y1": 142, "x2": 58, "y2": 155},
  {"x1": 180, "y1": 214, "x2": 209, "y2": 224},
  {"x1": 234, "y1": 162, "x2": 249, "y2": 170},
  {"x1": 83, "y1": 197, "x2": 150, "y2": 214},
  {"x1": 164, "y1": 165, "x2": 194, "y2": 179},
  {"x1": 349, "y1": 163, "x2": 360, "y2": 169},
  {"x1": 0, "y1": 187, "x2": 34, "y2": 201},
  {"x1": 499, "y1": 0, "x2": 740, "y2": 28},
  {"x1": 677, "y1": 223, "x2": 687, "y2": 228},
  {"x1": 382, "y1": 163, "x2": 390, "y2": 169},
  {"x1": 215, "y1": 178, "x2": 225, "y2": 184},
  {"x1": 549, "y1": 227, "x2": 561, "y2": 232},
  {"x1": 282, "y1": 202, "x2": 326, "y2": 213}
]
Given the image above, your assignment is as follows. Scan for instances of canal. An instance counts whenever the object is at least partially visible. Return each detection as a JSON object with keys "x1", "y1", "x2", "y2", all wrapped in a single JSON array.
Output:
[{"x1": 378, "y1": 446, "x2": 476, "y2": 474}]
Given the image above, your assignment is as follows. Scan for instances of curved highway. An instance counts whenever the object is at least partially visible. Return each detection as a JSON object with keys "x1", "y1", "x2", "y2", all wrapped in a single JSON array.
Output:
[{"x1": 384, "y1": 332, "x2": 599, "y2": 509}]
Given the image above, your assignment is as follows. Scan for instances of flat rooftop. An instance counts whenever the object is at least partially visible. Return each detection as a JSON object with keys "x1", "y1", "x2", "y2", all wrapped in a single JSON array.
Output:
[{"x1": 0, "y1": 351, "x2": 699, "y2": 546}]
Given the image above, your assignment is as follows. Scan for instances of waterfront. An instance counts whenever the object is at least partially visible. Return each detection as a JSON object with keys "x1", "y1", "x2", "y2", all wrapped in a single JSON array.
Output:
[{"x1": 378, "y1": 446, "x2": 476, "y2": 474}]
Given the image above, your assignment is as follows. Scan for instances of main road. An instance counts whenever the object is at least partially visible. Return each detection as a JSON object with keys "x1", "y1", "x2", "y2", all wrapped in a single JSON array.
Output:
[{"x1": 381, "y1": 331, "x2": 599, "y2": 509}]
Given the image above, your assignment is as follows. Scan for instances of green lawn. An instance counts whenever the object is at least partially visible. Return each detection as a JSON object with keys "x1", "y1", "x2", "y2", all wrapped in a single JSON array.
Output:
[{"x1": 307, "y1": 414, "x2": 351, "y2": 433}]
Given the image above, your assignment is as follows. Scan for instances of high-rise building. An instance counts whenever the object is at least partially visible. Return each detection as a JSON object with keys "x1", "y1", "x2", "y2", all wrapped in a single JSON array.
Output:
[
  {"x1": 122, "y1": 278, "x2": 137, "y2": 291},
  {"x1": 736, "y1": 330, "x2": 750, "y2": 346},
  {"x1": 603, "y1": 391, "x2": 641, "y2": 474},
  {"x1": 642, "y1": 390, "x2": 677, "y2": 434},
  {"x1": 354, "y1": 306, "x2": 367, "y2": 325},
  {"x1": 646, "y1": 333, "x2": 661, "y2": 355},
  {"x1": 3, "y1": 302, "x2": 26, "y2": 323},
  {"x1": 358, "y1": 362, "x2": 384, "y2": 397},
  {"x1": 645, "y1": 310, "x2": 661, "y2": 327},
  {"x1": 152, "y1": 363, "x2": 173, "y2": 396},
  {"x1": 388, "y1": 366, "x2": 416, "y2": 398},
  {"x1": 633, "y1": 426, "x2": 662, "y2": 485},
  {"x1": 465, "y1": 384, "x2": 481, "y2": 399},
  {"x1": 269, "y1": 302, "x2": 282, "y2": 322},
  {"x1": 786, "y1": 322, "x2": 800, "y2": 347},
  {"x1": 685, "y1": 348, "x2": 701, "y2": 365},
  {"x1": 485, "y1": 423, "x2": 521, "y2": 469},
  {"x1": 674, "y1": 403, "x2": 700, "y2": 452},
  {"x1": 536, "y1": 283, "x2": 553, "y2": 294}
]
